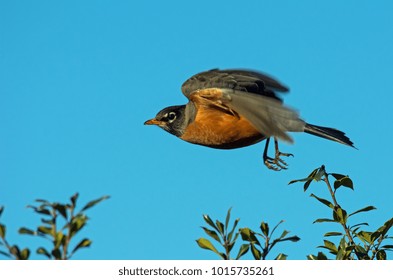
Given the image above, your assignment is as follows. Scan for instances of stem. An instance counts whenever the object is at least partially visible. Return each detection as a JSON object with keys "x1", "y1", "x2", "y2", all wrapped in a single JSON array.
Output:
[
  {"x1": 323, "y1": 174, "x2": 354, "y2": 244},
  {"x1": 370, "y1": 235, "x2": 384, "y2": 259},
  {"x1": 323, "y1": 172, "x2": 361, "y2": 259},
  {"x1": 323, "y1": 175, "x2": 339, "y2": 206},
  {"x1": 63, "y1": 205, "x2": 74, "y2": 260},
  {"x1": 0, "y1": 235, "x2": 14, "y2": 259},
  {"x1": 51, "y1": 208, "x2": 59, "y2": 260},
  {"x1": 262, "y1": 236, "x2": 269, "y2": 260}
]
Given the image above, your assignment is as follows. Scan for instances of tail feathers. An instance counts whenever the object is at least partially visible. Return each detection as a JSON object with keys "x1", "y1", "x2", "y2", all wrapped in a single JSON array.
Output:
[{"x1": 304, "y1": 123, "x2": 355, "y2": 148}]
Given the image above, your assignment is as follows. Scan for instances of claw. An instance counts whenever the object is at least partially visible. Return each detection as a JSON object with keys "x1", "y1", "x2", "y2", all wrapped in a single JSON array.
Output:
[
  {"x1": 264, "y1": 156, "x2": 288, "y2": 171},
  {"x1": 263, "y1": 138, "x2": 293, "y2": 171}
]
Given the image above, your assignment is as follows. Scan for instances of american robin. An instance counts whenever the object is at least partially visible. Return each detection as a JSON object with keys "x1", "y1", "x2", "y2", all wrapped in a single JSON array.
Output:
[{"x1": 144, "y1": 69, "x2": 354, "y2": 170}]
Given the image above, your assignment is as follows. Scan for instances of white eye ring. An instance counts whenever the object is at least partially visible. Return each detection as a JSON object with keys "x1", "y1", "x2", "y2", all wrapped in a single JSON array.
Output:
[{"x1": 167, "y1": 112, "x2": 177, "y2": 122}]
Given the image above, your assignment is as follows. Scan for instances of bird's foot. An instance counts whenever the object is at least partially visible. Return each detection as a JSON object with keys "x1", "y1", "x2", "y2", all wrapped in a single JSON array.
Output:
[
  {"x1": 263, "y1": 151, "x2": 293, "y2": 171},
  {"x1": 262, "y1": 137, "x2": 294, "y2": 171}
]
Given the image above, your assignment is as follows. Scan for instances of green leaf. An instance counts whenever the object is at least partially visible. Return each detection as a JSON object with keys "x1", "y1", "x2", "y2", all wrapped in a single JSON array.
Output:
[
  {"x1": 307, "y1": 252, "x2": 328, "y2": 260},
  {"x1": 35, "y1": 198, "x2": 49, "y2": 203},
  {"x1": 270, "y1": 234, "x2": 300, "y2": 252},
  {"x1": 332, "y1": 174, "x2": 354, "y2": 191},
  {"x1": 324, "y1": 232, "x2": 343, "y2": 237},
  {"x1": 70, "y1": 214, "x2": 88, "y2": 236},
  {"x1": 348, "y1": 206, "x2": 376, "y2": 218},
  {"x1": 37, "y1": 226, "x2": 54, "y2": 237},
  {"x1": 288, "y1": 177, "x2": 310, "y2": 185},
  {"x1": 260, "y1": 221, "x2": 269, "y2": 237},
  {"x1": 18, "y1": 227, "x2": 35, "y2": 235},
  {"x1": 239, "y1": 227, "x2": 251, "y2": 240},
  {"x1": 278, "y1": 230, "x2": 289, "y2": 240},
  {"x1": 310, "y1": 194, "x2": 333, "y2": 209},
  {"x1": 28, "y1": 206, "x2": 51, "y2": 216},
  {"x1": 51, "y1": 248, "x2": 62, "y2": 260},
  {"x1": 54, "y1": 232, "x2": 64, "y2": 249},
  {"x1": 70, "y1": 193, "x2": 79, "y2": 208},
  {"x1": 225, "y1": 207, "x2": 232, "y2": 231},
  {"x1": 270, "y1": 220, "x2": 285, "y2": 237},
  {"x1": 288, "y1": 169, "x2": 317, "y2": 185},
  {"x1": 376, "y1": 250, "x2": 387, "y2": 260},
  {"x1": 53, "y1": 203, "x2": 68, "y2": 219},
  {"x1": 370, "y1": 231, "x2": 381, "y2": 243},
  {"x1": 353, "y1": 245, "x2": 369, "y2": 260},
  {"x1": 306, "y1": 254, "x2": 317, "y2": 260},
  {"x1": 350, "y1": 222, "x2": 369, "y2": 230},
  {"x1": 196, "y1": 238, "x2": 220, "y2": 255},
  {"x1": 280, "y1": 236, "x2": 301, "y2": 242},
  {"x1": 354, "y1": 244, "x2": 367, "y2": 255},
  {"x1": 275, "y1": 253, "x2": 287, "y2": 260},
  {"x1": 357, "y1": 231, "x2": 373, "y2": 244},
  {"x1": 381, "y1": 245, "x2": 393, "y2": 250},
  {"x1": 313, "y1": 218, "x2": 336, "y2": 224},
  {"x1": 303, "y1": 180, "x2": 313, "y2": 192},
  {"x1": 71, "y1": 238, "x2": 92, "y2": 255},
  {"x1": 81, "y1": 195, "x2": 110, "y2": 212},
  {"x1": 330, "y1": 173, "x2": 346, "y2": 180},
  {"x1": 313, "y1": 165, "x2": 326, "y2": 181},
  {"x1": 203, "y1": 215, "x2": 219, "y2": 231},
  {"x1": 227, "y1": 240, "x2": 235, "y2": 253},
  {"x1": 0, "y1": 250, "x2": 11, "y2": 258},
  {"x1": 41, "y1": 218, "x2": 55, "y2": 225},
  {"x1": 336, "y1": 238, "x2": 354, "y2": 260},
  {"x1": 232, "y1": 232, "x2": 239, "y2": 244},
  {"x1": 239, "y1": 228, "x2": 259, "y2": 245},
  {"x1": 316, "y1": 252, "x2": 328, "y2": 260},
  {"x1": 0, "y1": 224, "x2": 6, "y2": 238},
  {"x1": 250, "y1": 243, "x2": 262, "y2": 260},
  {"x1": 376, "y1": 217, "x2": 393, "y2": 238},
  {"x1": 319, "y1": 240, "x2": 338, "y2": 254},
  {"x1": 333, "y1": 207, "x2": 347, "y2": 224},
  {"x1": 227, "y1": 218, "x2": 240, "y2": 242},
  {"x1": 19, "y1": 248, "x2": 30, "y2": 260},
  {"x1": 36, "y1": 247, "x2": 51, "y2": 259},
  {"x1": 215, "y1": 220, "x2": 224, "y2": 235},
  {"x1": 288, "y1": 166, "x2": 326, "y2": 191},
  {"x1": 236, "y1": 244, "x2": 249, "y2": 260},
  {"x1": 9, "y1": 245, "x2": 20, "y2": 258},
  {"x1": 336, "y1": 247, "x2": 345, "y2": 260},
  {"x1": 338, "y1": 237, "x2": 349, "y2": 249},
  {"x1": 201, "y1": 227, "x2": 221, "y2": 243}
]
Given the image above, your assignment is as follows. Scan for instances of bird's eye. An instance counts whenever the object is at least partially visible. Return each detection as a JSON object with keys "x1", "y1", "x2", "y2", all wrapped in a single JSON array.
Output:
[{"x1": 167, "y1": 112, "x2": 177, "y2": 122}]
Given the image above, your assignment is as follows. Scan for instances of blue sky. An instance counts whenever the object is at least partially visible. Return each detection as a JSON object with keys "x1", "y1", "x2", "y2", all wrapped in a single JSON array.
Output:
[{"x1": 1, "y1": 1, "x2": 393, "y2": 260}]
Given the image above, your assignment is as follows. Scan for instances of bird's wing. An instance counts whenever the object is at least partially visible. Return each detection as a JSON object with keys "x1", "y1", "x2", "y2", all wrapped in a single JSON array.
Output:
[
  {"x1": 181, "y1": 69, "x2": 289, "y2": 101},
  {"x1": 184, "y1": 69, "x2": 304, "y2": 142},
  {"x1": 189, "y1": 88, "x2": 305, "y2": 143}
]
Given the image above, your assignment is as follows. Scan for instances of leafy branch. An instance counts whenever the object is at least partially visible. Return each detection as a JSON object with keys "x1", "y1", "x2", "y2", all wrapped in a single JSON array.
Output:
[
  {"x1": 240, "y1": 220, "x2": 300, "y2": 260},
  {"x1": 0, "y1": 193, "x2": 109, "y2": 260},
  {"x1": 289, "y1": 165, "x2": 393, "y2": 260},
  {"x1": 0, "y1": 206, "x2": 30, "y2": 260},
  {"x1": 196, "y1": 208, "x2": 300, "y2": 260}
]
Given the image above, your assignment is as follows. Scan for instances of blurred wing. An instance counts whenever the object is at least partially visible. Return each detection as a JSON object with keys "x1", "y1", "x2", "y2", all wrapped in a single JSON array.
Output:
[
  {"x1": 188, "y1": 88, "x2": 305, "y2": 143},
  {"x1": 220, "y1": 89, "x2": 305, "y2": 143},
  {"x1": 183, "y1": 69, "x2": 304, "y2": 142},
  {"x1": 181, "y1": 69, "x2": 289, "y2": 102}
]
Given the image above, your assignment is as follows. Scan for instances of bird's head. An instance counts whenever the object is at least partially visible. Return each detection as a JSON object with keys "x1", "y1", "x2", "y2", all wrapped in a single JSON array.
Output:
[{"x1": 144, "y1": 105, "x2": 187, "y2": 137}]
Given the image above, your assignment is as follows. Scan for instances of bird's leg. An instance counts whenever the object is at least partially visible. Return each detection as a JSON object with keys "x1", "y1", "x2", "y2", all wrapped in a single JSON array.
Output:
[
  {"x1": 263, "y1": 137, "x2": 293, "y2": 171},
  {"x1": 273, "y1": 137, "x2": 294, "y2": 162}
]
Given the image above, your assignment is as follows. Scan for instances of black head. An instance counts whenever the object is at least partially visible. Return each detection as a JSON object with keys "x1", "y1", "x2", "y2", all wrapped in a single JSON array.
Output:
[{"x1": 144, "y1": 105, "x2": 187, "y2": 137}]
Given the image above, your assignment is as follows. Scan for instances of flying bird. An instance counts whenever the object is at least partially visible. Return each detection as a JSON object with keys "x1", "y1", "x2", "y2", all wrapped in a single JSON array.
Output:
[{"x1": 144, "y1": 69, "x2": 354, "y2": 170}]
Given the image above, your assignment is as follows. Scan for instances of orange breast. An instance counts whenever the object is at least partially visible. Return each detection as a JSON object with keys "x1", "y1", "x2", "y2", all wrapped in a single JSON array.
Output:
[{"x1": 180, "y1": 106, "x2": 264, "y2": 149}]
